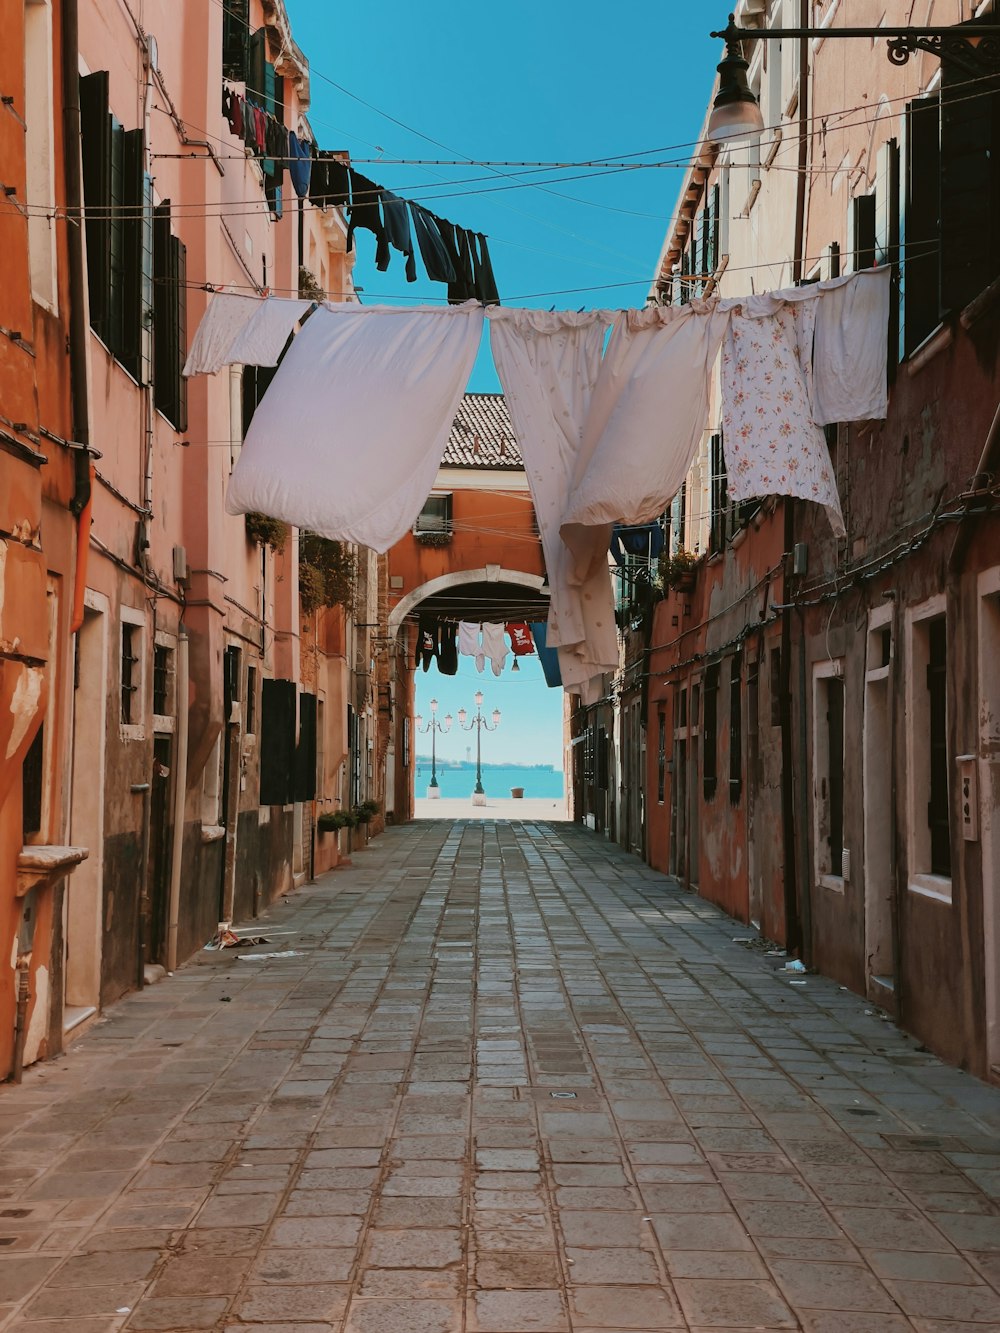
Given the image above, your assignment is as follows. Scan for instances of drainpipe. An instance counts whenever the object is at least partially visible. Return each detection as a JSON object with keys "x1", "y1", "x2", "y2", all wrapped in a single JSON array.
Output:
[
  {"x1": 62, "y1": 0, "x2": 93, "y2": 597},
  {"x1": 132, "y1": 781, "x2": 152, "y2": 989},
  {"x1": 165, "y1": 628, "x2": 189, "y2": 972}
]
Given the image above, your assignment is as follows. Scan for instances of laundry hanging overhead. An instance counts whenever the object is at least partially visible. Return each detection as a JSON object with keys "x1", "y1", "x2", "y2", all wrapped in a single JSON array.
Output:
[
  {"x1": 487, "y1": 308, "x2": 620, "y2": 704},
  {"x1": 225, "y1": 303, "x2": 484, "y2": 552},
  {"x1": 183, "y1": 293, "x2": 313, "y2": 376}
]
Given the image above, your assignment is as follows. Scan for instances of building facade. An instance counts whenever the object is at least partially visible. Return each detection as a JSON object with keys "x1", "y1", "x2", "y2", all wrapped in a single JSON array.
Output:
[{"x1": 594, "y1": 0, "x2": 1000, "y2": 1080}]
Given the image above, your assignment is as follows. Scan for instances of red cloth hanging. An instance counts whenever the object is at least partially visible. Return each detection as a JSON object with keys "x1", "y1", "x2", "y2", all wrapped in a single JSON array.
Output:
[{"x1": 506, "y1": 623, "x2": 535, "y2": 656}]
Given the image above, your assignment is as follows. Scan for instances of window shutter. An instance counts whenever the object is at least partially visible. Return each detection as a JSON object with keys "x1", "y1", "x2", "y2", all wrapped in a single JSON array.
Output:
[
  {"x1": 940, "y1": 56, "x2": 1000, "y2": 313},
  {"x1": 874, "y1": 139, "x2": 899, "y2": 380},
  {"x1": 108, "y1": 117, "x2": 126, "y2": 357},
  {"x1": 710, "y1": 433, "x2": 728, "y2": 554},
  {"x1": 153, "y1": 205, "x2": 187, "y2": 430},
  {"x1": 901, "y1": 95, "x2": 941, "y2": 356},
  {"x1": 295, "y1": 693, "x2": 318, "y2": 802},
  {"x1": 140, "y1": 173, "x2": 155, "y2": 383},
  {"x1": 80, "y1": 72, "x2": 111, "y2": 338},
  {"x1": 848, "y1": 194, "x2": 876, "y2": 272},
  {"x1": 260, "y1": 679, "x2": 296, "y2": 805},
  {"x1": 247, "y1": 27, "x2": 267, "y2": 102},
  {"x1": 173, "y1": 235, "x2": 188, "y2": 431},
  {"x1": 121, "y1": 129, "x2": 145, "y2": 379},
  {"x1": 222, "y1": 0, "x2": 249, "y2": 81}
]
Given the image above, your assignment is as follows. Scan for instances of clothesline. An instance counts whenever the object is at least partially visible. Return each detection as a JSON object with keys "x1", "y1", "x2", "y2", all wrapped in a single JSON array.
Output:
[{"x1": 184, "y1": 268, "x2": 892, "y2": 705}]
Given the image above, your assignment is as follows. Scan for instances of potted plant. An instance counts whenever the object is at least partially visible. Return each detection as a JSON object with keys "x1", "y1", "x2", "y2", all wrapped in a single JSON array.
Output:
[
  {"x1": 661, "y1": 548, "x2": 700, "y2": 593},
  {"x1": 317, "y1": 808, "x2": 358, "y2": 852},
  {"x1": 245, "y1": 512, "x2": 288, "y2": 552}
]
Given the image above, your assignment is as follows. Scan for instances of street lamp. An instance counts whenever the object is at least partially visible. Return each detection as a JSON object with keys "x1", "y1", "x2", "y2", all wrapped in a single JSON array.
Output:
[
  {"x1": 707, "y1": 12, "x2": 1000, "y2": 141},
  {"x1": 414, "y1": 698, "x2": 452, "y2": 800},
  {"x1": 457, "y1": 689, "x2": 501, "y2": 808}
]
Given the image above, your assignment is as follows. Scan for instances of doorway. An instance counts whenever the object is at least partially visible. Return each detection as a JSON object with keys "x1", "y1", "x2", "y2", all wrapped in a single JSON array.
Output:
[
  {"x1": 863, "y1": 608, "x2": 894, "y2": 998},
  {"x1": 147, "y1": 735, "x2": 173, "y2": 965},
  {"x1": 66, "y1": 598, "x2": 108, "y2": 1030}
]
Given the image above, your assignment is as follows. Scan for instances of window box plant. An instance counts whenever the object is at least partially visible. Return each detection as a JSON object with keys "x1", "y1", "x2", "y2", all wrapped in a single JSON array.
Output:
[
  {"x1": 661, "y1": 548, "x2": 700, "y2": 592},
  {"x1": 245, "y1": 512, "x2": 288, "y2": 551}
]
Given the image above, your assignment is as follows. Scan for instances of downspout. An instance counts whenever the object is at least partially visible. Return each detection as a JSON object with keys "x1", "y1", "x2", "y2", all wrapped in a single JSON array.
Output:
[
  {"x1": 62, "y1": 0, "x2": 93, "y2": 623},
  {"x1": 165, "y1": 628, "x2": 189, "y2": 972}
]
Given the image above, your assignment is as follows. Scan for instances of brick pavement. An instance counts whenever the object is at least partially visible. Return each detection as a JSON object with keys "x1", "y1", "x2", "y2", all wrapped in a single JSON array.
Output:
[{"x1": 1, "y1": 819, "x2": 1000, "y2": 1332}]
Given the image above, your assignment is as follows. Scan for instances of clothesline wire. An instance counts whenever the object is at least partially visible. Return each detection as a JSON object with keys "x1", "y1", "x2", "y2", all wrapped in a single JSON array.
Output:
[
  {"x1": 36, "y1": 73, "x2": 987, "y2": 224},
  {"x1": 199, "y1": 0, "x2": 999, "y2": 179},
  {"x1": 127, "y1": 235, "x2": 939, "y2": 303}
]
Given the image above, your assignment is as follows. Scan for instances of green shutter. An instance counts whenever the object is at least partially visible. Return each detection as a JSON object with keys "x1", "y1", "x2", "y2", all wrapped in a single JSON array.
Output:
[
  {"x1": 121, "y1": 129, "x2": 145, "y2": 378},
  {"x1": 295, "y1": 693, "x2": 318, "y2": 802},
  {"x1": 940, "y1": 55, "x2": 1000, "y2": 313},
  {"x1": 140, "y1": 174, "x2": 155, "y2": 384},
  {"x1": 108, "y1": 118, "x2": 126, "y2": 357},
  {"x1": 260, "y1": 679, "x2": 297, "y2": 805},
  {"x1": 849, "y1": 194, "x2": 876, "y2": 272},
  {"x1": 902, "y1": 95, "x2": 942, "y2": 356},
  {"x1": 874, "y1": 139, "x2": 899, "y2": 381},
  {"x1": 173, "y1": 235, "x2": 188, "y2": 432},
  {"x1": 247, "y1": 27, "x2": 267, "y2": 101}
]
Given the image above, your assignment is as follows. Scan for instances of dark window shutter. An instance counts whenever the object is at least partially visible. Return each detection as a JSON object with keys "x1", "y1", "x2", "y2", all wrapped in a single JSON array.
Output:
[
  {"x1": 121, "y1": 128, "x2": 145, "y2": 378},
  {"x1": 874, "y1": 139, "x2": 900, "y2": 381},
  {"x1": 295, "y1": 693, "x2": 318, "y2": 802},
  {"x1": 140, "y1": 173, "x2": 155, "y2": 383},
  {"x1": 80, "y1": 72, "x2": 111, "y2": 338},
  {"x1": 153, "y1": 204, "x2": 187, "y2": 430},
  {"x1": 849, "y1": 194, "x2": 876, "y2": 272},
  {"x1": 729, "y1": 652, "x2": 743, "y2": 804},
  {"x1": 940, "y1": 56, "x2": 1000, "y2": 313},
  {"x1": 703, "y1": 663, "x2": 719, "y2": 801},
  {"x1": 247, "y1": 27, "x2": 267, "y2": 102},
  {"x1": 260, "y1": 679, "x2": 296, "y2": 805},
  {"x1": 710, "y1": 433, "x2": 727, "y2": 554},
  {"x1": 222, "y1": 0, "x2": 249, "y2": 81},
  {"x1": 108, "y1": 117, "x2": 126, "y2": 357},
  {"x1": 902, "y1": 94, "x2": 942, "y2": 355},
  {"x1": 241, "y1": 364, "x2": 278, "y2": 437}
]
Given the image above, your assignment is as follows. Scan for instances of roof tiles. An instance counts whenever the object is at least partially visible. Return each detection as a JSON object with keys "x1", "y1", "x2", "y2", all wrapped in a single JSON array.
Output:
[{"x1": 443, "y1": 393, "x2": 522, "y2": 470}]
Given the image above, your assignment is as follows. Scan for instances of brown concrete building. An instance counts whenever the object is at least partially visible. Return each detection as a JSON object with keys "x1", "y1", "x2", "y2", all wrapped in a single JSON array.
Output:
[
  {"x1": 0, "y1": 0, "x2": 88, "y2": 1078},
  {"x1": 619, "y1": 0, "x2": 1000, "y2": 1080}
]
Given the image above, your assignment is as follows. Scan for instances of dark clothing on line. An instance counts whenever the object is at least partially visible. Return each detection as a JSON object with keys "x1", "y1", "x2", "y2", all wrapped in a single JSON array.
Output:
[
  {"x1": 348, "y1": 169, "x2": 390, "y2": 269},
  {"x1": 287, "y1": 132, "x2": 312, "y2": 199},
  {"x1": 380, "y1": 189, "x2": 417, "y2": 282},
  {"x1": 437, "y1": 622, "x2": 459, "y2": 676},
  {"x1": 410, "y1": 202, "x2": 457, "y2": 284},
  {"x1": 472, "y1": 233, "x2": 500, "y2": 305}
]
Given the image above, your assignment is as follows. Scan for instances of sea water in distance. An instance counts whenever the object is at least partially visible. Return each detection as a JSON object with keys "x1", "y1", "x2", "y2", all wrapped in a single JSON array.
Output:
[{"x1": 414, "y1": 763, "x2": 564, "y2": 800}]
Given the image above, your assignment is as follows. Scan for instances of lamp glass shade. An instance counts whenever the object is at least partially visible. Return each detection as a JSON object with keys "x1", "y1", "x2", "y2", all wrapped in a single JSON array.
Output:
[
  {"x1": 415, "y1": 714, "x2": 423, "y2": 727},
  {"x1": 458, "y1": 708, "x2": 467, "y2": 725},
  {"x1": 492, "y1": 709, "x2": 501, "y2": 726},
  {"x1": 706, "y1": 98, "x2": 764, "y2": 142},
  {"x1": 444, "y1": 714, "x2": 453, "y2": 730},
  {"x1": 475, "y1": 690, "x2": 484, "y2": 708},
  {"x1": 430, "y1": 697, "x2": 438, "y2": 713}
]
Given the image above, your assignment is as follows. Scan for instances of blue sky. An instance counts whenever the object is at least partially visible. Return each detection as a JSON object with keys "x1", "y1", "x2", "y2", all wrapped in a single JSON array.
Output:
[{"x1": 285, "y1": 0, "x2": 720, "y2": 765}]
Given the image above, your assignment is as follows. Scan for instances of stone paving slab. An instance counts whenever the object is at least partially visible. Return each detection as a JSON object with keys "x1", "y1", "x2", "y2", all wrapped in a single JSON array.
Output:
[{"x1": 1, "y1": 819, "x2": 1000, "y2": 1330}]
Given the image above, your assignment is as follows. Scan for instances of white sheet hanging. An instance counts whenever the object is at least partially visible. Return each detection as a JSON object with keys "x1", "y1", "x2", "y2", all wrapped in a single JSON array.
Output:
[
  {"x1": 487, "y1": 309, "x2": 620, "y2": 697},
  {"x1": 183, "y1": 294, "x2": 314, "y2": 376},
  {"x1": 560, "y1": 301, "x2": 731, "y2": 583},
  {"x1": 811, "y1": 267, "x2": 892, "y2": 425},
  {"x1": 225, "y1": 303, "x2": 484, "y2": 553}
]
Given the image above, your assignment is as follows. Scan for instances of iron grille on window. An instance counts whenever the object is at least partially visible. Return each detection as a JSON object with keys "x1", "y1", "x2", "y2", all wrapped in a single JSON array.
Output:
[{"x1": 121, "y1": 623, "x2": 139, "y2": 724}]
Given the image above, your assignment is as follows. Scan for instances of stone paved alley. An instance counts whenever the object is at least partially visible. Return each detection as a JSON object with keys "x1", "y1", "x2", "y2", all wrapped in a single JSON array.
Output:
[{"x1": 3, "y1": 821, "x2": 1000, "y2": 1333}]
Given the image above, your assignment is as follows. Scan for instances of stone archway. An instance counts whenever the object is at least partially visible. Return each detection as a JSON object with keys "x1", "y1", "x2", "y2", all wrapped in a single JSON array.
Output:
[{"x1": 388, "y1": 567, "x2": 546, "y2": 640}]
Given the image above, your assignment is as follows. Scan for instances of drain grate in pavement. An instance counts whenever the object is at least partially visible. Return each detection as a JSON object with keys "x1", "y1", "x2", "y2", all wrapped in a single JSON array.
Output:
[
  {"x1": 882, "y1": 1133, "x2": 967, "y2": 1152},
  {"x1": 549, "y1": 1091, "x2": 578, "y2": 1099},
  {"x1": 846, "y1": 1108, "x2": 880, "y2": 1116}
]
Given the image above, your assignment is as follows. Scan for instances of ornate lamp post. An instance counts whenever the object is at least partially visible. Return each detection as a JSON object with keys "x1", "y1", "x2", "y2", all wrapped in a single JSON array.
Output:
[
  {"x1": 414, "y1": 698, "x2": 452, "y2": 800},
  {"x1": 457, "y1": 690, "x2": 501, "y2": 807}
]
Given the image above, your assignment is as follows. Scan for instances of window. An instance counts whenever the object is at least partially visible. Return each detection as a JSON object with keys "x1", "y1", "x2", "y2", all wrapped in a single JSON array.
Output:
[
  {"x1": 245, "y1": 665, "x2": 258, "y2": 736},
  {"x1": 814, "y1": 664, "x2": 845, "y2": 886},
  {"x1": 242, "y1": 364, "x2": 278, "y2": 438},
  {"x1": 152, "y1": 642, "x2": 174, "y2": 718},
  {"x1": 295, "y1": 693, "x2": 318, "y2": 802},
  {"x1": 22, "y1": 726, "x2": 44, "y2": 838},
  {"x1": 222, "y1": 0, "x2": 249, "y2": 80},
  {"x1": 847, "y1": 194, "x2": 876, "y2": 273},
  {"x1": 414, "y1": 493, "x2": 453, "y2": 537},
  {"x1": 906, "y1": 600, "x2": 952, "y2": 900},
  {"x1": 153, "y1": 202, "x2": 188, "y2": 429},
  {"x1": 939, "y1": 55, "x2": 1000, "y2": 314},
  {"x1": 79, "y1": 72, "x2": 153, "y2": 376},
  {"x1": 671, "y1": 482, "x2": 687, "y2": 552},
  {"x1": 710, "y1": 433, "x2": 728, "y2": 554},
  {"x1": 121, "y1": 621, "x2": 140, "y2": 725},
  {"x1": 25, "y1": 0, "x2": 57, "y2": 310},
  {"x1": 729, "y1": 652, "x2": 743, "y2": 804},
  {"x1": 657, "y1": 712, "x2": 667, "y2": 804},
  {"x1": 703, "y1": 662, "x2": 720, "y2": 801},
  {"x1": 260, "y1": 678, "x2": 297, "y2": 805}
]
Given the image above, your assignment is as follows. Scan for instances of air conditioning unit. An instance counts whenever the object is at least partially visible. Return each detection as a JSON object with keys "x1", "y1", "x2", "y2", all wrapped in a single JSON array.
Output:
[{"x1": 173, "y1": 545, "x2": 189, "y2": 586}]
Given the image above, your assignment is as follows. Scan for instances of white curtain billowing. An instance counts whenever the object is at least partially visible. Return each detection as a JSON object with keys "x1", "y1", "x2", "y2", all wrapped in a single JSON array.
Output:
[
  {"x1": 560, "y1": 301, "x2": 731, "y2": 583},
  {"x1": 487, "y1": 309, "x2": 619, "y2": 696},
  {"x1": 225, "y1": 303, "x2": 484, "y2": 553},
  {"x1": 183, "y1": 294, "x2": 314, "y2": 376}
]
